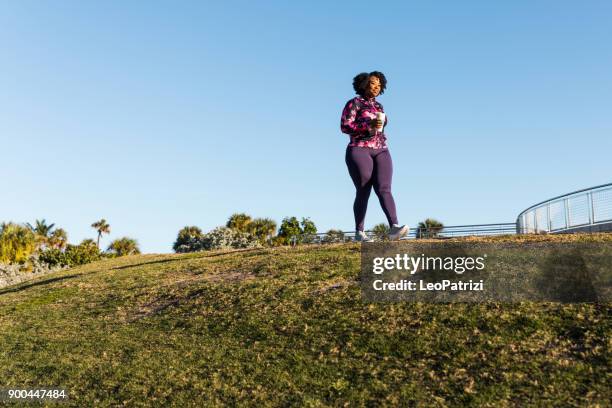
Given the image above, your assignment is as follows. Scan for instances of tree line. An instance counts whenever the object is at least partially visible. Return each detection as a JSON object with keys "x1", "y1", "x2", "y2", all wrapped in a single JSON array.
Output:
[
  {"x1": 172, "y1": 213, "x2": 317, "y2": 252},
  {"x1": 173, "y1": 213, "x2": 446, "y2": 252},
  {"x1": 1, "y1": 213, "x2": 447, "y2": 266},
  {"x1": 0, "y1": 218, "x2": 140, "y2": 268}
]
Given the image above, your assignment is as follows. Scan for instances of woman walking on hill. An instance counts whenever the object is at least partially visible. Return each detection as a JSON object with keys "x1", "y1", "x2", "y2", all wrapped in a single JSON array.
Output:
[{"x1": 340, "y1": 71, "x2": 408, "y2": 242}]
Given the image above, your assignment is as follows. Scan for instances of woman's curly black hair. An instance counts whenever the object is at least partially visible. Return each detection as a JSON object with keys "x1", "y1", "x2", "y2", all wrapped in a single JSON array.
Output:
[{"x1": 352, "y1": 71, "x2": 387, "y2": 97}]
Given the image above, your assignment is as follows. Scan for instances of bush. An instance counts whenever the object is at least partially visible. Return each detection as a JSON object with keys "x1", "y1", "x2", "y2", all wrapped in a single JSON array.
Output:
[
  {"x1": 270, "y1": 235, "x2": 289, "y2": 247},
  {"x1": 278, "y1": 217, "x2": 302, "y2": 241},
  {"x1": 0, "y1": 223, "x2": 37, "y2": 264},
  {"x1": 39, "y1": 239, "x2": 101, "y2": 267},
  {"x1": 323, "y1": 229, "x2": 346, "y2": 243},
  {"x1": 201, "y1": 227, "x2": 261, "y2": 251},
  {"x1": 107, "y1": 237, "x2": 141, "y2": 256},
  {"x1": 300, "y1": 217, "x2": 318, "y2": 244},
  {"x1": 173, "y1": 226, "x2": 205, "y2": 253},
  {"x1": 247, "y1": 218, "x2": 277, "y2": 244},
  {"x1": 38, "y1": 248, "x2": 67, "y2": 267},
  {"x1": 416, "y1": 218, "x2": 444, "y2": 239},
  {"x1": 277, "y1": 217, "x2": 318, "y2": 245},
  {"x1": 372, "y1": 223, "x2": 390, "y2": 241},
  {"x1": 172, "y1": 225, "x2": 262, "y2": 253},
  {"x1": 69, "y1": 240, "x2": 102, "y2": 264},
  {"x1": 301, "y1": 217, "x2": 317, "y2": 235}
]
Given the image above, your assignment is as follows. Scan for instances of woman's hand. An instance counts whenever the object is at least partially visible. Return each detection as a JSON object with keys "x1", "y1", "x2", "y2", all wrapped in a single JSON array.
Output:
[{"x1": 370, "y1": 118, "x2": 384, "y2": 130}]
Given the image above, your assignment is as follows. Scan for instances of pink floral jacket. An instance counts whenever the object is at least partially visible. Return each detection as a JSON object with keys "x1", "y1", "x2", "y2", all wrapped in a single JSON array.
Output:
[{"x1": 340, "y1": 96, "x2": 388, "y2": 149}]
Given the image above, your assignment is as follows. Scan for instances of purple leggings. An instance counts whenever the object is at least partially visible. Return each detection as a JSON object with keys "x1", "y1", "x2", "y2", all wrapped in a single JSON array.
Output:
[{"x1": 345, "y1": 146, "x2": 398, "y2": 231}]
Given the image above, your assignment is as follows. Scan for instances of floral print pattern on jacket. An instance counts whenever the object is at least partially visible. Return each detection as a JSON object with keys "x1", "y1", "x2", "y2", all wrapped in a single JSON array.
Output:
[{"x1": 340, "y1": 96, "x2": 388, "y2": 149}]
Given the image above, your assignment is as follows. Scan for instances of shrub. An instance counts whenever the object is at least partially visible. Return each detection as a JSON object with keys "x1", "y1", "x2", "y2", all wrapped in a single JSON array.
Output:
[
  {"x1": 300, "y1": 217, "x2": 318, "y2": 244},
  {"x1": 201, "y1": 227, "x2": 261, "y2": 250},
  {"x1": 68, "y1": 239, "x2": 101, "y2": 265},
  {"x1": 278, "y1": 217, "x2": 302, "y2": 242},
  {"x1": 270, "y1": 235, "x2": 289, "y2": 247},
  {"x1": 372, "y1": 223, "x2": 390, "y2": 241},
  {"x1": 323, "y1": 229, "x2": 346, "y2": 243},
  {"x1": 39, "y1": 239, "x2": 101, "y2": 267},
  {"x1": 301, "y1": 217, "x2": 317, "y2": 235},
  {"x1": 247, "y1": 218, "x2": 277, "y2": 244},
  {"x1": 173, "y1": 226, "x2": 205, "y2": 253},
  {"x1": 107, "y1": 237, "x2": 141, "y2": 256},
  {"x1": 416, "y1": 218, "x2": 444, "y2": 239},
  {"x1": 277, "y1": 217, "x2": 318, "y2": 245},
  {"x1": 38, "y1": 248, "x2": 67, "y2": 267},
  {"x1": 0, "y1": 223, "x2": 37, "y2": 264}
]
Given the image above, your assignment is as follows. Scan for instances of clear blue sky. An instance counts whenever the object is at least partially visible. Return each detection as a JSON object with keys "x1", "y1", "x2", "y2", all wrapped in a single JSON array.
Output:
[{"x1": 1, "y1": 1, "x2": 611, "y2": 253}]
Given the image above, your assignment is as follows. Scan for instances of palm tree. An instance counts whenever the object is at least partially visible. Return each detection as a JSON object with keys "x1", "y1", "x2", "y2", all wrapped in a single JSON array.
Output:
[
  {"x1": 107, "y1": 237, "x2": 140, "y2": 256},
  {"x1": 26, "y1": 219, "x2": 56, "y2": 248},
  {"x1": 26, "y1": 219, "x2": 55, "y2": 237},
  {"x1": 416, "y1": 218, "x2": 444, "y2": 239},
  {"x1": 0, "y1": 223, "x2": 36, "y2": 264},
  {"x1": 371, "y1": 223, "x2": 390, "y2": 241},
  {"x1": 248, "y1": 218, "x2": 277, "y2": 244},
  {"x1": 226, "y1": 213, "x2": 253, "y2": 232},
  {"x1": 91, "y1": 219, "x2": 111, "y2": 249},
  {"x1": 173, "y1": 226, "x2": 204, "y2": 253},
  {"x1": 48, "y1": 228, "x2": 68, "y2": 250}
]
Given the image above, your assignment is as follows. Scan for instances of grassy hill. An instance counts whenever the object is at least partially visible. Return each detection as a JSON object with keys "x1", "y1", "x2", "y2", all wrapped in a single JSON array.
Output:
[{"x1": 0, "y1": 234, "x2": 610, "y2": 407}]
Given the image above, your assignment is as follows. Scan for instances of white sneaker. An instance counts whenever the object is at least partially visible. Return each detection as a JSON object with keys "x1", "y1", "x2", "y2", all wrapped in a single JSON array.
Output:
[
  {"x1": 388, "y1": 224, "x2": 409, "y2": 241},
  {"x1": 355, "y1": 230, "x2": 373, "y2": 242}
]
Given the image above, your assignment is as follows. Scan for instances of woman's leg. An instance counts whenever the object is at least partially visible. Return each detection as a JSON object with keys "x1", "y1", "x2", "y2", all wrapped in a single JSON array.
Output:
[
  {"x1": 372, "y1": 149, "x2": 399, "y2": 227},
  {"x1": 345, "y1": 146, "x2": 375, "y2": 231}
]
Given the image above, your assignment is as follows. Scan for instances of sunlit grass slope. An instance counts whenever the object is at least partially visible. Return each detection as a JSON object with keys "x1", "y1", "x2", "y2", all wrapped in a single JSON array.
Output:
[{"x1": 0, "y1": 234, "x2": 610, "y2": 407}]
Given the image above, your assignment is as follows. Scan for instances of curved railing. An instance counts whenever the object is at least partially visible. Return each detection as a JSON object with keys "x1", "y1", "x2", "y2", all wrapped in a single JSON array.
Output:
[{"x1": 516, "y1": 183, "x2": 612, "y2": 234}]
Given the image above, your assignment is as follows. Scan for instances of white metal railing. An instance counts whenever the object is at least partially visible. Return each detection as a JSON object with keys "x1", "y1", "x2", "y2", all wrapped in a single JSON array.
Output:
[{"x1": 516, "y1": 183, "x2": 612, "y2": 234}]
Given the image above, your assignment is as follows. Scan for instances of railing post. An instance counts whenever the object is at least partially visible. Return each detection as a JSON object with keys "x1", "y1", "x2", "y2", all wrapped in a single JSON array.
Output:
[
  {"x1": 564, "y1": 198, "x2": 570, "y2": 229},
  {"x1": 588, "y1": 192, "x2": 594, "y2": 225}
]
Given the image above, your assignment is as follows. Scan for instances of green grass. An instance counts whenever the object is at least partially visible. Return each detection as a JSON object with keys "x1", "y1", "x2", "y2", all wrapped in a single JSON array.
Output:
[{"x1": 0, "y1": 234, "x2": 610, "y2": 407}]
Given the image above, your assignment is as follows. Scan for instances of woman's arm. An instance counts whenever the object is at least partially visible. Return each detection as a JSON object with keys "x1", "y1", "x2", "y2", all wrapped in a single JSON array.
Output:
[{"x1": 340, "y1": 99, "x2": 370, "y2": 137}]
